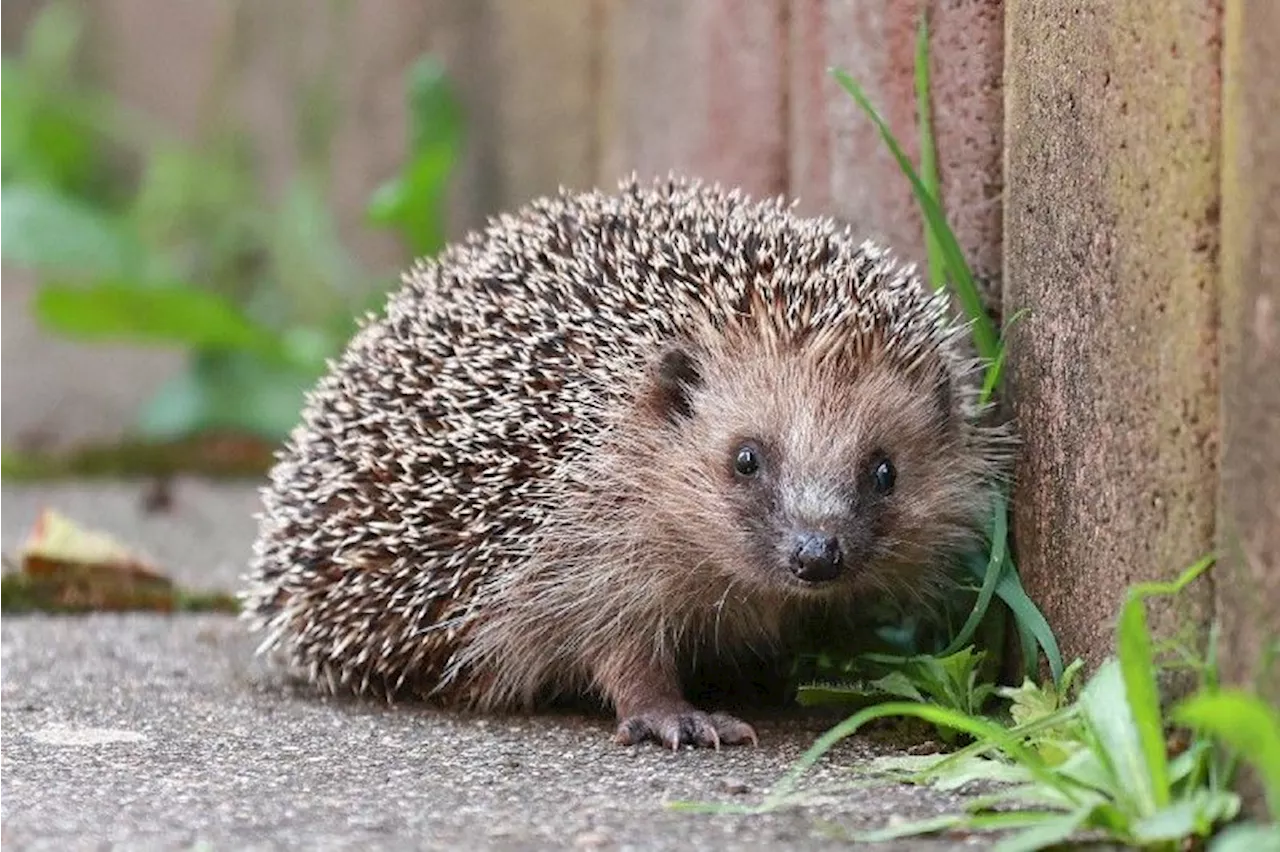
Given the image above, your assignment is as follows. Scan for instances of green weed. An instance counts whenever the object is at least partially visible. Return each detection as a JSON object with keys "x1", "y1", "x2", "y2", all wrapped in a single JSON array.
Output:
[
  {"x1": 678, "y1": 559, "x2": 1279, "y2": 849},
  {"x1": 1, "y1": 1, "x2": 462, "y2": 443},
  {"x1": 1174, "y1": 687, "x2": 1280, "y2": 852}
]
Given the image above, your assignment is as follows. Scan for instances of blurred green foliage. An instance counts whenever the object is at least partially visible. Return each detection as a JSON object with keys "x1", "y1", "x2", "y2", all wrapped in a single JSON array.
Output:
[{"x1": 1, "y1": 0, "x2": 463, "y2": 443}]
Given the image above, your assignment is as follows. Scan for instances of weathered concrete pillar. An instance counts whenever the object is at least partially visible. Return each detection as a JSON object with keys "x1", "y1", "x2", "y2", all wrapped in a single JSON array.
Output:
[
  {"x1": 1003, "y1": 2, "x2": 1221, "y2": 670},
  {"x1": 599, "y1": 0, "x2": 788, "y2": 198},
  {"x1": 788, "y1": 0, "x2": 1005, "y2": 300},
  {"x1": 1218, "y1": 0, "x2": 1280, "y2": 703}
]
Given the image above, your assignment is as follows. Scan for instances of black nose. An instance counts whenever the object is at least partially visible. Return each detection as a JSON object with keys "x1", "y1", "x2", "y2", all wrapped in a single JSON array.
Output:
[{"x1": 790, "y1": 532, "x2": 843, "y2": 583}]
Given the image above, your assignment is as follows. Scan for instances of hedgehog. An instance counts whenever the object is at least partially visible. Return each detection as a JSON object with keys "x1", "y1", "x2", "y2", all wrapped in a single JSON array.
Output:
[{"x1": 242, "y1": 175, "x2": 1006, "y2": 750}]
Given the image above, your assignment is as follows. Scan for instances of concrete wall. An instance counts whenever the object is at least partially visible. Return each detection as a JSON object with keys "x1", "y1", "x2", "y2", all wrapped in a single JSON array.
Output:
[{"x1": 1003, "y1": 0, "x2": 1221, "y2": 674}]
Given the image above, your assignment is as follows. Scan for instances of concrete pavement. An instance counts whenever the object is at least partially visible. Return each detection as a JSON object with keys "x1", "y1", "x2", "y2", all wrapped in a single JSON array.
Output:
[{"x1": 1, "y1": 480, "x2": 985, "y2": 850}]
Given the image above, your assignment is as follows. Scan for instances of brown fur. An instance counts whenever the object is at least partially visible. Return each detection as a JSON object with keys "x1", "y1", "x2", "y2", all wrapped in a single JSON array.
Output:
[{"x1": 455, "y1": 329, "x2": 995, "y2": 714}]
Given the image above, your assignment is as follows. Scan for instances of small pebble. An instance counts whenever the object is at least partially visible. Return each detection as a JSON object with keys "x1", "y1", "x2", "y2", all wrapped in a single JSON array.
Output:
[{"x1": 720, "y1": 778, "x2": 752, "y2": 795}]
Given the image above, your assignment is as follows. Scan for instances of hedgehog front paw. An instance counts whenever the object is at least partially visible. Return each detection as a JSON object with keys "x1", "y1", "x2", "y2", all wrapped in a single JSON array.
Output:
[{"x1": 614, "y1": 705, "x2": 758, "y2": 750}]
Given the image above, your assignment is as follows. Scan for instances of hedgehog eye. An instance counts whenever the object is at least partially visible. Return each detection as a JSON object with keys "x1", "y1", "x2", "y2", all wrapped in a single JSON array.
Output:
[
  {"x1": 870, "y1": 454, "x2": 896, "y2": 495},
  {"x1": 733, "y1": 444, "x2": 761, "y2": 478}
]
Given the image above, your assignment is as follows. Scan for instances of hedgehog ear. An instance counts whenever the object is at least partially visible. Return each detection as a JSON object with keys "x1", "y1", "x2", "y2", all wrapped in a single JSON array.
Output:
[{"x1": 649, "y1": 346, "x2": 704, "y2": 423}]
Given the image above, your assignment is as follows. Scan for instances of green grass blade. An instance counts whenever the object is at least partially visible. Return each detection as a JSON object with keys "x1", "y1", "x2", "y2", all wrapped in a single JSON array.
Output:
[
  {"x1": 1207, "y1": 822, "x2": 1280, "y2": 852},
  {"x1": 919, "y1": 704, "x2": 1082, "y2": 780},
  {"x1": 913, "y1": 13, "x2": 945, "y2": 291},
  {"x1": 1116, "y1": 585, "x2": 1171, "y2": 809},
  {"x1": 831, "y1": 67, "x2": 998, "y2": 360},
  {"x1": 1174, "y1": 689, "x2": 1280, "y2": 817},
  {"x1": 1113, "y1": 554, "x2": 1216, "y2": 811},
  {"x1": 857, "y1": 809, "x2": 1070, "y2": 844},
  {"x1": 1124, "y1": 554, "x2": 1215, "y2": 602},
  {"x1": 979, "y1": 345, "x2": 1009, "y2": 406},
  {"x1": 993, "y1": 807, "x2": 1095, "y2": 852},
  {"x1": 940, "y1": 489, "x2": 1007, "y2": 655},
  {"x1": 764, "y1": 701, "x2": 1076, "y2": 810},
  {"x1": 993, "y1": 547, "x2": 1065, "y2": 683},
  {"x1": 855, "y1": 813, "x2": 971, "y2": 841}
]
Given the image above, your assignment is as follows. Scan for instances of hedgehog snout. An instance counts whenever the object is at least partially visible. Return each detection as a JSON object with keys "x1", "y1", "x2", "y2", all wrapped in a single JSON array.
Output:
[{"x1": 789, "y1": 531, "x2": 843, "y2": 583}]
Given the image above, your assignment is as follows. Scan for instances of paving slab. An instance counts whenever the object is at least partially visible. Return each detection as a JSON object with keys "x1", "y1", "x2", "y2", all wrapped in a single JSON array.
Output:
[
  {"x1": 1, "y1": 479, "x2": 987, "y2": 850},
  {"x1": 1, "y1": 614, "x2": 984, "y2": 851}
]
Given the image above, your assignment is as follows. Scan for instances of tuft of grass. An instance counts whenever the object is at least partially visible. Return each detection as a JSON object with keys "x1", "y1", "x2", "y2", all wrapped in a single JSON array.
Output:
[
  {"x1": 677, "y1": 558, "x2": 1280, "y2": 849},
  {"x1": 802, "y1": 13, "x2": 1059, "y2": 727}
]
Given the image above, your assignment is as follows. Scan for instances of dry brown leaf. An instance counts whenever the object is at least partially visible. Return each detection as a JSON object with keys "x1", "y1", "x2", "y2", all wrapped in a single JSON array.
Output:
[{"x1": 2, "y1": 509, "x2": 235, "y2": 613}]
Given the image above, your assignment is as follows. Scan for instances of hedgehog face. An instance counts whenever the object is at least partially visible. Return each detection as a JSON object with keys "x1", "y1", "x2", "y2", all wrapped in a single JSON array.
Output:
[
  {"x1": 723, "y1": 434, "x2": 896, "y2": 589},
  {"x1": 645, "y1": 340, "x2": 985, "y2": 600}
]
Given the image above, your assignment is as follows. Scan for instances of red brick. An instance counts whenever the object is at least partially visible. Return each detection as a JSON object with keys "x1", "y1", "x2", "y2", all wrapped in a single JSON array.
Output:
[
  {"x1": 600, "y1": 0, "x2": 788, "y2": 198},
  {"x1": 788, "y1": 0, "x2": 1004, "y2": 297}
]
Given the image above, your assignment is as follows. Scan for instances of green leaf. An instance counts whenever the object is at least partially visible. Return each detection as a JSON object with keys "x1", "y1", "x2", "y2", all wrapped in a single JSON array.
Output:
[
  {"x1": 139, "y1": 351, "x2": 315, "y2": 442},
  {"x1": 405, "y1": 56, "x2": 464, "y2": 154},
  {"x1": 927, "y1": 756, "x2": 1037, "y2": 791},
  {"x1": 993, "y1": 806, "x2": 1094, "y2": 852},
  {"x1": 34, "y1": 281, "x2": 286, "y2": 359},
  {"x1": 1114, "y1": 554, "x2": 1217, "y2": 811},
  {"x1": 992, "y1": 543, "x2": 1065, "y2": 684},
  {"x1": 913, "y1": 12, "x2": 945, "y2": 293},
  {"x1": 1001, "y1": 678, "x2": 1058, "y2": 726},
  {"x1": 1209, "y1": 822, "x2": 1280, "y2": 852},
  {"x1": 1130, "y1": 791, "x2": 1240, "y2": 844},
  {"x1": 793, "y1": 682, "x2": 878, "y2": 708},
  {"x1": 979, "y1": 343, "x2": 1008, "y2": 406},
  {"x1": 858, "y1": 808, "x2": 1076, "y2": 845},
  {"x1": 1078, "y1": 659, "x2": 1151, "y2": 815},
  {"x1": 367, "y1": 56, "x2": 461, "y2": 258},
  {"x1": 867, "y1": 670, "x2": 927, "y2": 702},
  {"x1": 1116, "y1": 585, "x2": 1171, "y2": 809},
  {"x1": 941, "y1": 489, "x2": 1007, "y2": 655},
  {"x1": 1055, "y1": 746, "x2": 1121, "y2": 798},
  {"x1": 830, "y1": 67, "x2": 998, "y2": 361},
  {"x1": 2, "y1": 184, "x2": 140, "y2": 276},
  {"x1": 854, "y1": 812, "x2": 971, "y2": 842},
  {"x1": 367, "y1": 142, "x2": 455, "y2": 257},
  {"x1": 1174, "y1": 689, "x2": 1280, "y2": 817}
]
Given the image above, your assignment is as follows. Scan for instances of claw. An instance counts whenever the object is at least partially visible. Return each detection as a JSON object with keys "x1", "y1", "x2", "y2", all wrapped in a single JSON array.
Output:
[{"x1": 614, "y1": 707, "x2": 757, "y2": 749}]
